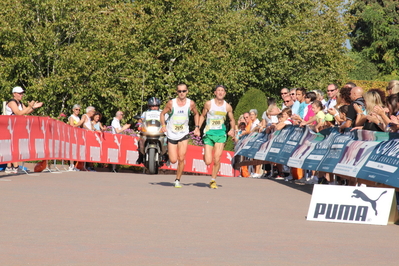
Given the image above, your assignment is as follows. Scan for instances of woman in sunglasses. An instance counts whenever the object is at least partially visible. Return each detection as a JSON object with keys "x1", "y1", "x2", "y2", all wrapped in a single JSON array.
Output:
[{"x1": 68, "y1": 104, "x2": 81, "y2": 127}]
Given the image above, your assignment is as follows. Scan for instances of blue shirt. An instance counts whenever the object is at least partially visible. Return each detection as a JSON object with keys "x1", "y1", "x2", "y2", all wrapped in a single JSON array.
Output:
[
  {"x1": 298, "y1": 101, "x2": 307, "y2": 119},
  {"x1": 292, "y1": 101, "x2": 300, "y2": 115}
]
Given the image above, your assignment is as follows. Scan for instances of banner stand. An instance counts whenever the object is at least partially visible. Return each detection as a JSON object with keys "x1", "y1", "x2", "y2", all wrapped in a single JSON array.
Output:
[
  {"x1": 307, "y1": 185, "x2": 399, "y2": 225},
  {"x1": 388, "y1": 193, "x2": 399, "y2": 224}
]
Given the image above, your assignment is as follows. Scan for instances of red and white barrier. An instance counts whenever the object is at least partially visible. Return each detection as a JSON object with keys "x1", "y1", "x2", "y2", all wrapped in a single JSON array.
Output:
[{"x1": 0, "y1": 116, "x2": 237, "y2": 177}]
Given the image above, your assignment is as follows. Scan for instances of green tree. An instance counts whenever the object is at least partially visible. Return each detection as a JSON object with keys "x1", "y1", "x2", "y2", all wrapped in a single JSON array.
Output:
[
  {"x1": 0, "y1": 0, "x2": 352, "y2": 125},
  {"x1": 349, "y1": 0, "x2": 399, "y2": 76}
]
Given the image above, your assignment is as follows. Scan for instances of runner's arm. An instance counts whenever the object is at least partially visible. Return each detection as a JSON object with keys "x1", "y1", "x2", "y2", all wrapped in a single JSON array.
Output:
[
  {"x1": 226, "y1": 103, "x2": 235, "y2": 137},
  {"x1": 198, "y1": 101, "x2": 211, "y2": 129},
  {"x1": 160, "y1": 101, "x2": 172, "y2": 132}
]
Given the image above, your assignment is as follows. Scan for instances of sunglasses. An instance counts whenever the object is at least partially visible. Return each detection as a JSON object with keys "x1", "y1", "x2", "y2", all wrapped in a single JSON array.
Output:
[
  {"x1": 284, "y1": 100, "x2": 291, "y2": 103},
  {"x1": 327, "y1": 89, "x2": 336, "y2": 92},
  {"x1": 281, "y1": 92, "x2": 288, "y2": 95},
  {"x1": 16, "y1": 92, "x2": 24, "y2": 95},
  {"x1": 177, "y1": 90, "x2": 187, "y2": 93},
  {"x1": 74, "y1": 109, "x2": 81, "y2": 111},
  {"x1": 291, "y1": 93, "x2": 295, "y2": 95}
]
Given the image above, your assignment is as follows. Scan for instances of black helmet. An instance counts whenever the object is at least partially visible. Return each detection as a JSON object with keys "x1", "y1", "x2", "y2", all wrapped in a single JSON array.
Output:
[{"x1": 148, "y1": 97, "x2": 161, "y2": 106}]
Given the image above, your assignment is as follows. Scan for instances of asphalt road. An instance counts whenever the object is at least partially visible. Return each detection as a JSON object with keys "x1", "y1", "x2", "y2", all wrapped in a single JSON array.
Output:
[{"x1": 1, "y1": 170, "x2": 398, "y2": 266}]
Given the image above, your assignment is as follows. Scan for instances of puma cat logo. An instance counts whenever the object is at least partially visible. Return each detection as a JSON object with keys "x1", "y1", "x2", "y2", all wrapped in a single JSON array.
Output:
[{"x1": 351, "y1": 189, "x2": 387, "y2": 216}]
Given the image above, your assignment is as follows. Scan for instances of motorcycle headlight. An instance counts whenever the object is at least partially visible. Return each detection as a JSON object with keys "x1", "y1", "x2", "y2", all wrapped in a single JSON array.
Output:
[{"x1": 147, "y1": 126, "x2": 160, "y2": 133}]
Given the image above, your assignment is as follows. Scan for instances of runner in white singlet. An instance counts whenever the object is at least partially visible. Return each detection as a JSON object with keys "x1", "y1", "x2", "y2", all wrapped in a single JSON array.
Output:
[{"x1": 160, "y1": 84, "x2": 200, "y2": 188}]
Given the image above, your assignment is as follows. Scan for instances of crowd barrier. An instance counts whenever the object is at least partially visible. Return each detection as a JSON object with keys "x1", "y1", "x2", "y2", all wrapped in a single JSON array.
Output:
[
  {"x1": 0, "y1": 116, "x2": 237, "y2": 177},
  {"x1": 234, "y1": 126, "x2": 399, "y2": 189}
]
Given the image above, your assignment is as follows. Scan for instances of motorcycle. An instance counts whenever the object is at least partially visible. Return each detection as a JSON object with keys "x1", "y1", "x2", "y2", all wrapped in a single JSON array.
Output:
[{"x1": 138, "y1": 110, "x2": 168, "y2": 174}]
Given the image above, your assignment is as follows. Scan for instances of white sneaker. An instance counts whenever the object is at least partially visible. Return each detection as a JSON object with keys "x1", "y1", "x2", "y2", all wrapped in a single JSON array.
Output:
[
  {"x1": 275, "y1": 176, "x2": 285, "y2": 180},
  {"x1": 174, "y1": 180, "x2": 182, "y2": 188},
  {"x1": 305, "y1": 176, "x2": 319, "y2": 184},
  {"x1": 285, "y1": 175, "x2": 293, "y2": 181},
  {"x1": 5, "y1": 167, "x2": 13, "y2": 174},
  {"x1": 252, "y1": 173, "x2": 261, "y2": 178}
]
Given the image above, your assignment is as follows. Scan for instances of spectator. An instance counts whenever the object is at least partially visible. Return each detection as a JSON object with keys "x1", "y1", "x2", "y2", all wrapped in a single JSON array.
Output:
[
  {"x1": 92, "y1": 111, "x2": 106, "y2": 132},
  {"x1": 340, "y1": 86, "x2": 365, "y2": 131},
  {"x1": 282, "y1": 95, "x2": 294, "y2": 109},
  {"x1": 303, "y1": 91, "x2": 317, "y2": 122},
  {"x1": 76, "y1": 106, "x2": 96, "y2": 130},
  {"x1": 249, "y1": 109, "x2": 260, "y2": 131},
  {"x1": 354, "y1": 90, "x2": 385, "y2": 132},
  {"x1": 338, "y1": 105, "x2": 349, "y2": 125},
  {"x1": 268, "y1": 108, "x2": 293, "y2": 181},
  {"x1": 296, "y1": 88, "x2": 307, "y2": 119},
  {"x1": 324, "y1": 84, "x2": 339, "y2": 111},
  {"x1": 300, "y1": 100, "x2": 325, "y2": 132},
  {"x1": 5, "y1": 86, "x2": 43, "y2": 116},
  {"x1": 260, "y1": 98, "x2": 280, "y2": 131},
  {"x1": 291, "y1": 88, "x2": 300, "y2": 115},
  {"x1": 328, "y1": 86, "x2": 351, "y2": 125},
  {"x1": 290, "y1": 88, "x2": 297, "y2": 102},
  {"x1": 67, "y1": 104, "x2": 81, "y2": 171},
  {"x1": 235, "y1": 122, "x2": 246, "y2": 142},
  {"x1": 5, "y1": 86, "x2": 43, "y2": 174},
  {"x1": 235, "y1": 114, "x2": 246, "y2": 131},
  {"x1": 280, "y1": 88, "x2": 289, "y2": 109},
  {"x1": 68, "y1": 104, "x2": 81, "y2": 127},
  {"x1": 388, "y1": 80, "x2": 399, "y2": 95},
  {"x1": 111, "y1": 111, "x2": 131, "y2": 134},
  {"x1": 110, "y1": 111, "x2": 131, "y2": 172},
  {"x1": 316, "y1": 89, "x2": 326, "y2": 106}
]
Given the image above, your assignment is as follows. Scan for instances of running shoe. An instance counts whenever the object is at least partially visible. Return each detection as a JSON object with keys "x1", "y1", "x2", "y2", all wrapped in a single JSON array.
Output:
[
  {"x1": 209, "y1": 180, "x2": 218, "y2": 189},
  {"x1": 174, "y1": 180, "x2": 182, "y2": 188},
  {"x1": 12, "y1": 167, "x2": 19, "y2": 174},
  {"x1": 285, "y1": 175, "x2": 293, "y2": 181},
  {"x1": 305, "y1": 176, "x2": 319, "y2": 184},
  {"x1": 5, "y1": 167, "x2": 13, "y2": 174}
]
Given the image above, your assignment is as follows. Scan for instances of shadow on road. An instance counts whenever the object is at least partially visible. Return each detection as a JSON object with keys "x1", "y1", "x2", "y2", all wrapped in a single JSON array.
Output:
[
  {"x1": 262, "y1": 178, "x2": 314, "y2": 195},
  {"x1": 149, "y1": 181, "x2": 222, "y2": 188}
]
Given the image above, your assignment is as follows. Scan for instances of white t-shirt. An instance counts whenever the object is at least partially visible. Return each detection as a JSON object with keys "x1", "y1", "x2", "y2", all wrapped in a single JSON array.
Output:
[
  {"x1": 111, "y1": 117, "x2": 121, "y2": 134},
  {"x1": 250, "y1": 119, "x2": 260, "y2": 130}
]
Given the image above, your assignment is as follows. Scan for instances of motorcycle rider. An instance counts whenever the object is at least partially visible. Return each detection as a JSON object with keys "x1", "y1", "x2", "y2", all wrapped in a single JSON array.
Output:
[{"x1": 136, "y1": 97, "x2": 167, "y2": 164}]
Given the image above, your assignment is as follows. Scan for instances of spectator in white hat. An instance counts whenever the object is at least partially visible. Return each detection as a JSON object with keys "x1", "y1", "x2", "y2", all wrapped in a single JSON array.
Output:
[
  {"x1": 5, "y1": 86, "x2": 43, "y2": 174},
  {"x1": 5, "y1": 86, "x2": 43, "y2": 116}
]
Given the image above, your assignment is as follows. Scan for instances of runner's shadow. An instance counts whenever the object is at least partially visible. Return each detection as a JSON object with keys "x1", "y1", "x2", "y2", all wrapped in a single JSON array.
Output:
[
  {"x1": 187, "y1": 182, "x2": 223, "y2": 188},
  {"x1": 149, "y1": 182, "x2": 175, "y2": 187}
]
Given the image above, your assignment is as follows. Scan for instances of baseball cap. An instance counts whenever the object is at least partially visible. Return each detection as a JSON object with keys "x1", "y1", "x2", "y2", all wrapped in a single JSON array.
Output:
[{"x1": 12, "y1": 86, "x2": 24, "y2": 93}]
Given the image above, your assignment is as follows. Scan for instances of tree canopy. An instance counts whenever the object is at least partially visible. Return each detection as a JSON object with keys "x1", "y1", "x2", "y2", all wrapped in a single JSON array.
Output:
[
  {"x1": 349, "y1": 0, "x2": 399, "y2": 78},
  {"x1": 0, "y1": 0, "x2": 351, "y2": 121}
]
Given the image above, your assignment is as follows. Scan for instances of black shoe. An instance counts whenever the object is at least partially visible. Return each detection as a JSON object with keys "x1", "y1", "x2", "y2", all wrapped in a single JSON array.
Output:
[{"x1": 136, "y1": 153, "x2": 144, "y2": 164}]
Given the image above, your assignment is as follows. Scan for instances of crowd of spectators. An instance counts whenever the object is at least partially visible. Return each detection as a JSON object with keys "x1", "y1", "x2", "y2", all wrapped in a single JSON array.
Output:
[
  {"x1": 234, "y1": 80, "x2": 399, "y2": 186},
  {"x1": 2, "y1": 86, "x2": 132, "y2": 173}
]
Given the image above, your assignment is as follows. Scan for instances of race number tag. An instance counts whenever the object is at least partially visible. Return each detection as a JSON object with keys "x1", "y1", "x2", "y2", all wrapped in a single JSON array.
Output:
[
  {"x1": 209, "y1": 118, "x2": 223, "y2": 130},
  {"x1": 173, "y1": 124, "x2": 185, "y2": 132}
]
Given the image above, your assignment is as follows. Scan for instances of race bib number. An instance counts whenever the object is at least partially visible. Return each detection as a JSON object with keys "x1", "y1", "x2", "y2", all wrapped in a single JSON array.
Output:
[
  {"x1": 173, "y1": 124, "x2": 185, "y2": 132},
  {"x1": 209, "y1": 119, "x2": 223, "y2": 130}
]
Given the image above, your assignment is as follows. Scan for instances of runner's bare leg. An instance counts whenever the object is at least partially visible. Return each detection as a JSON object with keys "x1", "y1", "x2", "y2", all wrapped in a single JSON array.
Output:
[{"x1": 176, "y1": 139, "x2": 189, "y2": 180}]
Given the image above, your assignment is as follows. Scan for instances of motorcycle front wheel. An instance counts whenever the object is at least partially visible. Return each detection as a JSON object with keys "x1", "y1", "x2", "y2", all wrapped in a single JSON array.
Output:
[{"x1": 147, "y1": 148, "x2": 158, "y2": 175}]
